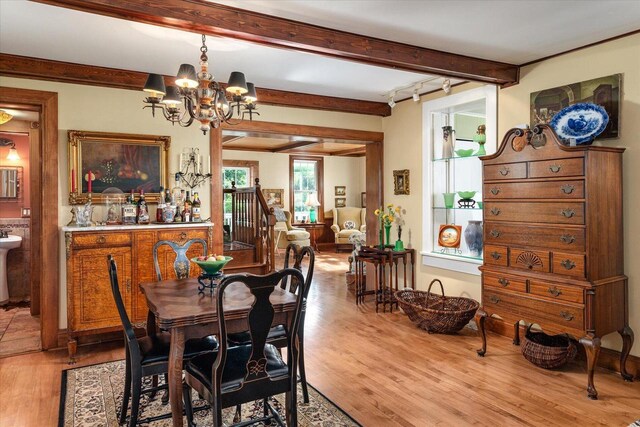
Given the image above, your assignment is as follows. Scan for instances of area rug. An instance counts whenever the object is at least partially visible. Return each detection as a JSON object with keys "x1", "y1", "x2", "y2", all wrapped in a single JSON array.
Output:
[{"x1": 59, "y1": 360, "x2": 361, "y2": 426}]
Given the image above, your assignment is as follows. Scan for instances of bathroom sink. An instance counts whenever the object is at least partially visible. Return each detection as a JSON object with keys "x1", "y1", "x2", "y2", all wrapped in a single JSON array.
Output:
[{"x1": 0, "y1": 235, "x2": 22, "y2": 304}]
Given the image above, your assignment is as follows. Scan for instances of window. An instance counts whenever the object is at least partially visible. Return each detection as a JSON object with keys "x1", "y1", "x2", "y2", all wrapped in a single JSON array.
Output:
[{"x1": 290, "y1": 155, "x2": 323, "y2": 223}]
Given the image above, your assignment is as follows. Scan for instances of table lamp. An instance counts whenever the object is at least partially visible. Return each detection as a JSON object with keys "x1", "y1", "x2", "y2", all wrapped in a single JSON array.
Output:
[{"x1": 305, "y1": 193, "x2": 321, "y2": 223}]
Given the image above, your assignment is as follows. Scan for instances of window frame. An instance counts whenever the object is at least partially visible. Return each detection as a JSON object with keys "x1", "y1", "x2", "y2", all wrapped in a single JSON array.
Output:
[{"x1": 289, "y1": 155, "x2": 324, "y2": 224}]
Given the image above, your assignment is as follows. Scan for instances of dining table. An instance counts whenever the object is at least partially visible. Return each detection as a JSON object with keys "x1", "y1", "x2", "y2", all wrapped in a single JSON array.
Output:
[{"x1": 140, "y1": 276, "x2": 299, "y2": 427}]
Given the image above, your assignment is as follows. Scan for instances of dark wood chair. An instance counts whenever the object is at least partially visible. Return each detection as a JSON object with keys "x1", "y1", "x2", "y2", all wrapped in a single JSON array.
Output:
[
  {"x1": 227, "y1": 244, "x2": 314, "y2": 402},
  {"x1": 107, "y1": 255, "x2": 216, "y2": 426},
  {"x1": 184, "y1": 268, "x2": 307, "y2": 427},
  {"x1": 152, "y1": 238, "x2": 208, "y2": 281}
]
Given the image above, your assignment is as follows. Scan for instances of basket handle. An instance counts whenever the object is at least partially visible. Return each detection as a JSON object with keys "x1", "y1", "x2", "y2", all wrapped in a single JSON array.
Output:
[{"x1": 426, "y1": 279, "x2": 446, "y2": 310}]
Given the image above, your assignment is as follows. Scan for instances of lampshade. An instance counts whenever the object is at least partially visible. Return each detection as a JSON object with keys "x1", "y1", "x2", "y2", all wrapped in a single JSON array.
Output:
[
  {"x1": 244, "y1": 82, "x2": 257, "y2": 103},
  {"x1": 7, "y1": 147, "x2": 20, "y2": 161},
  {"x1": 0, "y1": 110, "x2": 12, "y2": 125},
  {"x1": 143, "y1": 73, "x2": 166, "y2": 95},
  {"x1": 175, "y1": 64, "x2": 198, "y2": 88},
  {"x1": 305, "y1": 193, "x2": 320, "y2": 207},
  {"x1": 226, "y1": 71, "x2": 248, "y2": 95},
  {"x1": 162, "y1": 86, "x2": 182, "y2": 106},
  {"x1": 216, "y1": 91, "x2": 230, "y2": 113}
]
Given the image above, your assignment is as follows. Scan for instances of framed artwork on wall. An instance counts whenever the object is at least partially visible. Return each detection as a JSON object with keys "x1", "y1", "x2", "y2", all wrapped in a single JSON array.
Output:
[
  {"x1": 393, "y1": 169, "x2": 410, "y2": 195},
  {"x1": 438, "y1": 224, "x2": 462, "y2": 248},
  {"x1": 262, "y1": 188, "x2": 284, "y2": 208},
  {"x1": 335, "y1": 186, "x2": 346, "y2": 196},
  {"x1": 68, "y1": 130, "x2": 170, "y2": 204},
  {"x1": 361, "y1": 192, "x2": 366, "y2": 208},
  {"x1": 335, "y1": 197, "x2": 346, "y2": 208}
]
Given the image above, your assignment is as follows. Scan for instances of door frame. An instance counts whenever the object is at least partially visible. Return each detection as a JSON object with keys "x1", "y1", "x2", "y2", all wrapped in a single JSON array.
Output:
[{"x1": 0, "y1": 87, "x2": 59, "y2": 350}]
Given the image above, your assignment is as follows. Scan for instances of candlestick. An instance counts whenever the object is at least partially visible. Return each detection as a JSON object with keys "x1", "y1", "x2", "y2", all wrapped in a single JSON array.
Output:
[{"x1": 87, "y1": 169, "x2": 92, "y2": 193}]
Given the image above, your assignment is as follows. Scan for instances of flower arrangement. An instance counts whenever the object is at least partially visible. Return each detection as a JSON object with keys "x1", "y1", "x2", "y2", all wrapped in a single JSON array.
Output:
[
  {"x1": 374, "y1": 204, "x2": 405, "y2": 248},
  {"x1": 374, "y1": 203, "x2": 396, "y2": 226}
]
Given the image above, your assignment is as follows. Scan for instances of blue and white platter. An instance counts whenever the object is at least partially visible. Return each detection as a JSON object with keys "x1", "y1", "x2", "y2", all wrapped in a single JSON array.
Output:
[{"x1": 549, "y1": 103, "x2": 609, "y2": 144}]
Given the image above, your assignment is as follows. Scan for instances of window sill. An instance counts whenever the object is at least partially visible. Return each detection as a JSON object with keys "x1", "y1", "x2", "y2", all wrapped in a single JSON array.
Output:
[{"x1": 421, "y1": 251, "x2": 482, "y2": 276}]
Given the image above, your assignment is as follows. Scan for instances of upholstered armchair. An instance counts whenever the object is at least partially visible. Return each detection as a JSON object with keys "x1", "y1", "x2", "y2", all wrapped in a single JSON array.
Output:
[
  {"x1": 275, "y1": 211, "x2": 310, "y2": 249},
  {"x1": 331, "y1": 207, "x2": 366, "y2": 250}
]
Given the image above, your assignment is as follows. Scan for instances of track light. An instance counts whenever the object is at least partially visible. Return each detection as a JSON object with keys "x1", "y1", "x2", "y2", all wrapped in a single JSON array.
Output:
[
  {"x1": 442, "y1": 79, "x2": 451, "y2": 94},
  {"x1": 412, "y1": 90, "x2": 420, "y2": 102},
  {"x1": 388, "y1": 93, "x2": 396, "y2": 108}
]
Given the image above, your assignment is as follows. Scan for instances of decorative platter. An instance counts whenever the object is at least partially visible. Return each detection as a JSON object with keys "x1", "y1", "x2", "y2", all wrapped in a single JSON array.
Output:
[{"x1": 549, "y1": 103, "x2": 609, "y2": 144}]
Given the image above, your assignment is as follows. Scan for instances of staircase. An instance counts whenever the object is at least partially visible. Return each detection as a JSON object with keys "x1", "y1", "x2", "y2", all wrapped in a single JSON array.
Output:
[{"x1": 223, "y1": 178, "x2": 276, "y2": 274}]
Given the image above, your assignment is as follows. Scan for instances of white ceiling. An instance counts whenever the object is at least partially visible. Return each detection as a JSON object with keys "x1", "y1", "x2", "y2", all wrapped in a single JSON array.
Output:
[{"x1": 0, "y1": 1, "x2": 638, "y2": 103}]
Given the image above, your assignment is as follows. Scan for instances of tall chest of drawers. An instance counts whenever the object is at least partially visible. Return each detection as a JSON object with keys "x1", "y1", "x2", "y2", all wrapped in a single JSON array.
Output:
[{"x1": 475, "y1": 125, "x2": 633, "y2": 399}]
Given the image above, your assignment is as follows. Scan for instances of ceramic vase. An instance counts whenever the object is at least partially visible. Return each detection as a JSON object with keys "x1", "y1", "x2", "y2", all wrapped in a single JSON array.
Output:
[
  {"x1": 442, "y1": 125, "x2": 455, "y2": 158},
  {"x1": 464, "y1": 220, "x2": 483, "y2": 257},
  {"x1": 385, "y1": 224, "x2": 392, "y2": 246}
]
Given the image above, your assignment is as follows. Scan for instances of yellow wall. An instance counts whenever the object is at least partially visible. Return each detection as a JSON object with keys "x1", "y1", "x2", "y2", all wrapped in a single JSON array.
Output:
[{"x1": 383, "y1": 33, "x2": 640, "y2": 356}]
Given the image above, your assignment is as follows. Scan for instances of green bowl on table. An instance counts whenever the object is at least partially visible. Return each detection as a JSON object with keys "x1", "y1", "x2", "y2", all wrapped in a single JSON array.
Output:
[
  {"x1": 457, "y1": 191, "x2": 477, "y2": 199},
  {"x1": 455, "y1": 149, "x2": 474, "y2": 157},
  {"x1": 190, "y1": 256, "x2": 233, "y2": 275}
]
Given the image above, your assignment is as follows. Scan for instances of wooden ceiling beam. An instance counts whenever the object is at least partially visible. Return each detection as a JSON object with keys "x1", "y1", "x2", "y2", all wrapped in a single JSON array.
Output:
[
  {"x1": 33, "y1": 0, "x2": 519, "y2": 85},
  {"x1": 330, "y1": 146, "x2": 367, "y2": 156},
  {"x1": 272, "y1": 140, "x2": 320, "y2": 153},
  {"x1": 221, "y1": 120, "x2": 383, "y2": 143},
  {"x1": 0, "y1": 53, "x2": 390, "y2": 116}
]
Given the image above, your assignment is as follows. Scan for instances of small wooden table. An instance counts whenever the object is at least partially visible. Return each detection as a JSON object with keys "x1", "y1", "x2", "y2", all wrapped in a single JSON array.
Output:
[
  {"x1": 140, "y1": 278, "x2": 298, "y2": 427},
  {"x1": 295, "y1": 222, "x2": 325, "y2": 252}
]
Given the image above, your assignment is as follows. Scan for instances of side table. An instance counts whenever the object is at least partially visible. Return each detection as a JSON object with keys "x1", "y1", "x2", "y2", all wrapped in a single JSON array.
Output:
[{"x1": 295, "y1": 222, "x2": 325, "y2": 252}]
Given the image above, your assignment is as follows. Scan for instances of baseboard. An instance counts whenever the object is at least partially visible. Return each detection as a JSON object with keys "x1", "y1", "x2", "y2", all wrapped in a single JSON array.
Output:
[{"x1": 486, "y1": 318, "x2": 639, "y2": 380}]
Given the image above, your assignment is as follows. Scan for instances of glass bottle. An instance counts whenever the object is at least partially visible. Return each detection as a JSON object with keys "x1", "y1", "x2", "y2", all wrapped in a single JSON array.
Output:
[
  {"x1": 192, "y1": 192, "x2": 201, "y2": 222},
  {"x1": 121, "y1": 190, "x2": 137, "y2": 225},
  {"x1": 182, "y1": 191, "x2": 192, "y2": 222},
  {"x1": 136, "y1": 190, "x2": 150, "y2": 224},
  {"x1": 171, "y1": 173, "x2": 183, "y2": 206}
]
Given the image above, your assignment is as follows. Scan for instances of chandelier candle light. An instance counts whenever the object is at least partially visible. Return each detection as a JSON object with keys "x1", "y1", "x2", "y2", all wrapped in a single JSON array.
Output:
[
  {"x1": 143, "y1": 34, "x2": 258, "y2": 135},
  {"x1": 177, "y1": 148, "x2": 212, "y2": 189},
  {"x1": 305, "y1": 193, "x2": 321, "y2": 223}
]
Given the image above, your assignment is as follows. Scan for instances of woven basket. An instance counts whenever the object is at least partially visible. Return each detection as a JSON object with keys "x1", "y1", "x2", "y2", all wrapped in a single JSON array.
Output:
[
  {"x1": 395, "y1": 279, "x2": 479, "y2": 334},
  {"x1": 521, "y1": 325, "x2": 577, "y2": 369}
]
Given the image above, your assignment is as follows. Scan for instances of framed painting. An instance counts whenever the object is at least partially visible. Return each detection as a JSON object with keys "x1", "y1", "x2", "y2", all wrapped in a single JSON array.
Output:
[
  {"x1": 530, "y1": 73, "x2": 622, "y2": 140},
  {"x1": 68, "y1": 130, "x2": 170, "y2": 204},
  {"x1": 393, "y1": 169, "x2": 410, "y2": 195},
  {"x1": 262, "y1": 188, "x2": 284, "y2": 208},
  {"x1": 335, "y1": 186, "x2": 346, "y2": 196},
  {"x1": 361, "y1": 191, "x2": 366, "y2": 208},
  {"x1": 335, "y1": 197, "x2": 346, "y2": 208},
  {"x1": 438, "y1": 224, "x2": 462, "y2": 248}
]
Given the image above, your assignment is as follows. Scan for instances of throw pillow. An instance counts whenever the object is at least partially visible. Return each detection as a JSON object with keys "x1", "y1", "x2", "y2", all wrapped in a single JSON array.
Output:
[
  {"x1": 273, "y1": 207, "x2": 287, "y2": 222},
  {"x1": 343, "y1": 220, "x2": 356, "y2": 230}
]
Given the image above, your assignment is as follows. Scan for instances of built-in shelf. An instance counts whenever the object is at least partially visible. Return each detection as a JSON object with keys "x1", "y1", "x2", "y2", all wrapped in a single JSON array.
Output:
[
  {"x1": 433, "y1": 207, "x2": 483, "y2": 211},
  {"x1": 432, "y1": 153, "x2": 483, "y2": 162}
]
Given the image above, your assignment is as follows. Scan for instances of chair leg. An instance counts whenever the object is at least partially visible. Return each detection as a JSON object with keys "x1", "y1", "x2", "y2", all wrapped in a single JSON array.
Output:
[
  {"x1": 182, "y1": 384, "x2": 194, "y2": 427},
  {"x1": 233, "y1": 404, "x2": 242, "y2": 423},
  {"x1": 150, "y1": 374, "x2": 159, "y2": 400},
  {"x1": 128, "y1": 373, "x2": 142, "y2": 427},
  {"x1": 298, "y1": 332, "x2": 309, "y2": 404},
  {"x1": 119, "y1": 350, "x2": 132, "y2": 425},
  {"x1": 263, "y1": 397, "x2": 269, "y2": 419},
  {"x1": 161, "y1": 373, "x2": 169, "y2": 405},
  {"x1": 212, "y1": 397, "x2": 223, "y2": 427}
]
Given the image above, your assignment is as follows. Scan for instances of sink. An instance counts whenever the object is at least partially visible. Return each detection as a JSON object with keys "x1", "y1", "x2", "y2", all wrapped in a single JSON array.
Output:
[{"x1": 0, "y1": 235, "x2": 22, "y2": 304}]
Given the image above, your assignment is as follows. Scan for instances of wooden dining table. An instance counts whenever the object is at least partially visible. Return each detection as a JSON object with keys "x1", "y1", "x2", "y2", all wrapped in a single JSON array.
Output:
[{"x1": 140, "y1": 277, "x2": 298, "y2": 427}]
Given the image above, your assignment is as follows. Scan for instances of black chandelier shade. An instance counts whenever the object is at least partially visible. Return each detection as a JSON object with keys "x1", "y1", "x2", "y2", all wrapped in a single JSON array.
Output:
[
  {"x1": 143, "y1": 73, "x2": 166, "y2": 95},
  {"x1": 245, "y1": 82, "x2": 257, "y2": 103},
  {"x1": 176, "y1": 64, "x2": 198, "y2": 88},
  {"x1": 227, "y1": 71, "x2": 248, "y2": 95},
  {"x1": 162, "y1": 86, "x2": 181, "y2": 105}
]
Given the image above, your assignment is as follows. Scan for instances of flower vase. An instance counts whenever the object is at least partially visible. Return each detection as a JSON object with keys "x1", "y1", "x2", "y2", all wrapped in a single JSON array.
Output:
[
  {"x1": 384, "y1": 224, "x2": 392, "y2": 246},
  {"x1": 464, "y1": 220, "x2": 483, "y2": 257},
  {"x1": 379, "y1": 226, "x2": 384, "y2": 250},
  {"x1": 394, "y1": 225, "x2": 404, "y2": 251}
]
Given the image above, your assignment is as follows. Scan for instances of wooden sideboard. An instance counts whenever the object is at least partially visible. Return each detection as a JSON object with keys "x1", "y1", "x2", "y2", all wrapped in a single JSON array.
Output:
[
  {"x1": 475, "y1": 125, "x2": 633, "y2": 399},
  {"x1": 63, "y1": 223, "x2": 213, "y2": 362}
]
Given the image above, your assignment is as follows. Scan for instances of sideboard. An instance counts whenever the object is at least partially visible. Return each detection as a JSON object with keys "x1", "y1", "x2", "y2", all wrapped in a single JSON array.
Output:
[{"x1": 62, "y1": 223, "x2": 213, "y2": 362}]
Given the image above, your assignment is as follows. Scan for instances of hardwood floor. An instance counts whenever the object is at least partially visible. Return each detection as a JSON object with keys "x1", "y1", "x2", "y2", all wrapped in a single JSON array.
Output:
[{"x1": 0, "y1": 252, "x2": 638, "y2": 426}]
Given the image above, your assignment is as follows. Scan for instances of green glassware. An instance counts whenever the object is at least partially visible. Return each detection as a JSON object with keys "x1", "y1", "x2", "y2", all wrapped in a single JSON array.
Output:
[{"x1": 443, "y1": 192, "x2": 455, "y2": 208}]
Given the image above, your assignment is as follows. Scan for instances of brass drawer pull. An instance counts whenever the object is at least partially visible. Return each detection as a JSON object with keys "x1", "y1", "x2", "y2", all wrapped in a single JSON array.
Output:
[
  {"x1": 490, "y1": 251, "x2": 501, "y2": 260},
  {"x1": 498, "y1": 278, "x2": 509, "y2": 287},
  {"x1": 560, "y1": 311, "x2": 574, "y2": 321},
  {"x1": 560, "y1": 234, "x2": 575, "y2": 244},
  {"x1": 490, "y1": 229, "x2": 501, "y2": 238},
  {"x1": 548, "y1": 287, "x2": 562, "y2": 297},
  {"x1": 489, "y1": 295, "x2": 501, "y2": 304},
  {"x1": 560, "y1": 259, "x2": 576, "y2": 270},
  {"x1": 549, "y1": 164, "x2": 562, "y2": 173},
  {"x1": 561, "y1": 209, "x2": 575, "y2": 218},
  {"x1": 490, "y1": 207, "x2": 501, "y2": 216},
  {"x1": 499, "y1": 167, "x2": 510, "y2": 176},
  {"x1": 96, "y1": 235, "x2": 106, "y2": 244},
  {"x1": 560, "y1": 184, "x2": 575, "y2": 194},
  {"x1": 490, "y1": 187, "x2": 500, "y2": 195}
]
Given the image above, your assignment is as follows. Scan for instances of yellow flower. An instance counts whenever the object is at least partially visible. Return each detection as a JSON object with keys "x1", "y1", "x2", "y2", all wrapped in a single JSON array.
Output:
[
  {"x1": 395, "y1": 206, "x2": 401, "y2": 213},
  {"x1": 387, "y1": 203, "x2": 394, "y2": 208},
  {"x1": 374, "y1": 209, "x2": 381, "y2": 216}
]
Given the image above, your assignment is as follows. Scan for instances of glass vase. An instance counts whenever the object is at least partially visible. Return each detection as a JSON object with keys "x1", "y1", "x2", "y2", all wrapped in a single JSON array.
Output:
[
  {"x1": 385, "y1": 224, "x2": 392, "y2": 246},
  {"x1": 379, "y1": 226, "x2": 384, "y2": 250}
]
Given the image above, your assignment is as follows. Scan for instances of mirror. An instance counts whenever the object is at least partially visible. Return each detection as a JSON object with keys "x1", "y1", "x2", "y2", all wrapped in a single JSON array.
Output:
[{"x1": 0, "y1": 167, "x2": 21, "y2": 198}]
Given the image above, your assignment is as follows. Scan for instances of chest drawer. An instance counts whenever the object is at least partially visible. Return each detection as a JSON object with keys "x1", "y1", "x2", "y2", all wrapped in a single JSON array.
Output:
[
  {"x1": 529, "y1": 280, "x2": 584, "y2": 304},
  {"x1": 528, "y1": 157, "x2": 584, "y2": 178},
  {"x1": 484, "y1": 222, "x2": 586, "y2": 251},
  {"x1": 72, "y1": 232, "x2": 132, "y2": 248},
  {"x1": 483, "y1": 180, "x2": 584, "y2": 199},
  {"x1": 485, "y1": 245, "x2": 508, "y2": 267},
  {"x1": 483, "y1": 273, "x2": 526, "y2": 293},
  {"x1": 484, "y1": 162, "x2": 527, "y2": 180},
  {"x1": 509, "y1": 248, "x2": 550, "y2": 273},
  {"x1": 552, "y1": 252, "x2": 586, "y2": 279},
  {"x1": 157, "y1": 228, "x2": 209, "y2": 245},
  {"x1": 484, "y1": 202, "x2": 584, "y2": 225}
]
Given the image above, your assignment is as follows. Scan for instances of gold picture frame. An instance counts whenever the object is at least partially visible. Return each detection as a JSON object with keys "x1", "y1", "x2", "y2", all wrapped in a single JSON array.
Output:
[
  {"x1": 393, "y1": 169, "x2": 410, "y2": 195},
  {"x1": 68, "y1": 130, "x2": 170, "y2": 204},
  {"x1": 262, "y1": 188, "x2": 284, "y2": 208}
]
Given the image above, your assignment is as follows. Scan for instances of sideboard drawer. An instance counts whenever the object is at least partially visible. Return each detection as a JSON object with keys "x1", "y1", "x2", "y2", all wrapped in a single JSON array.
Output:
[
  {"x1": 73, "y1": 232, "x2": 131, "y2": 248},
  {"x1": 484, "y1": 162, "x2": 527, "y2": 180},
  {"x1": 509, "y1": 248, "x2": 550, "y2": 273},
  {"x1": 485, "y1": 245, "x2": 508, "y2": 267},
  {"x1": 552, "y1": 252, "x2": 586, "y2": 279},
  {"x1": 529, "y1": 157, "x2": 584, "y2": 178},
  {"x1": 484, "y1": 202, "x2": 585, "y2": 225},
  {"x1": 483, "y1": 180, "x2": 584, "y2": 199},
  {"x1": 483, "y1": 273, "x2": 526, "y2": 293},
  {"x1": 529, "y1": 280, "x2": 584, "y2": 304},
  {"x1": 484, "y1": 222, "x2": 586, "y2": 251},
  {"x1": 157, "y1": 228, "x2": 209, "y2": 245}
]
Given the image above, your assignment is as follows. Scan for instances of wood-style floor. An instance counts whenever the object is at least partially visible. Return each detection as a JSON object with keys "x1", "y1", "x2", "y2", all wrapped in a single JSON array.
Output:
[{"x1": 0, "y1": 252, "x2": 638, "y2": 426}]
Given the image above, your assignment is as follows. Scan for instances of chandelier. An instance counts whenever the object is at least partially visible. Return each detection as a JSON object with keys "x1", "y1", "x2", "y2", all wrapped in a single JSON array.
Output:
[{"x1": 142, "y1": 34, "x2": 258, "y2": 135}]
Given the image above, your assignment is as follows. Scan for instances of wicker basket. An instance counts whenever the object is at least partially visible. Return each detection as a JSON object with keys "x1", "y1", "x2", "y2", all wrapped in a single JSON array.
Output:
[
  {"x1": 521, "y1": 325, "x2": 577, "y2": 369},
  {"x1": 395, "y1": 279, "x2": 479, "y2": 334}
]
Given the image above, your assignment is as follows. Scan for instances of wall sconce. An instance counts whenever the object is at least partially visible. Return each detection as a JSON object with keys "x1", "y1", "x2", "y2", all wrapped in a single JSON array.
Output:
[
  {"x1": 0, "y1": 138, "x2": 20, "y2": 161},
  {"x1": 176, "y1": 147, "x2": 212, "y2": 189}
]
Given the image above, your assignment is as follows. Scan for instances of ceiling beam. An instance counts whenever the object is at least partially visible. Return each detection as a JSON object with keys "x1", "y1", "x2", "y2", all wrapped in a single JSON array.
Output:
[
  {"x1": 0, "y1": 53, "x2": 391, "y2": 116},
  {"x1": 221, "y1": 135, "x2": 245, "y2": 145},
  {"x1": 330, "y1": 147, "x2": 367, "y2": 156},
  {"x1": 221, "y1": 120, "x2": 384, "y2": 143},
  {"x1": 272, "y1": 140, "x2": 321, "y2": 153},
  {"x1": 33, "y1": 0, "x2": 519, "y2": 85}
]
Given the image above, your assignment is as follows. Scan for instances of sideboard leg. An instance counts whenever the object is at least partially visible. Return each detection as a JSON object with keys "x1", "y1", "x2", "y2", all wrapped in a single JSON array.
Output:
[
  {"x1": 67, "y1": 338, "x2": 77, "y2": 365},
  {"x1": 513, "y1": 321, "x2": 521, "y2": 346},
  {"x1": 619, "y1": 326, "x2": 634, "y2": 382},
  {"x1": 579, "y1": 335, "x2": 601, "y2": 400},
  {"x1": 476, "y1": 308, "x2": 488, "y2": 357}
]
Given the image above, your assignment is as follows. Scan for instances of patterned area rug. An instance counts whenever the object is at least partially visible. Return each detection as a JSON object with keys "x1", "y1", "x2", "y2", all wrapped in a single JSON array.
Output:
[{"x1": 59, "y1": 360, "x2": 361, "y2": 427}]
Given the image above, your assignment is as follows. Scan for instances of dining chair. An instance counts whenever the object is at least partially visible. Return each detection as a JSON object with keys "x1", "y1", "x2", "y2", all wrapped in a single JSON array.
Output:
[
  {"x1": 152, "y1": 238, "x2": 208, "y2": 281},
  {"x1": 107, "y1": 255, "x2": 216, "y2": 426},
  {"x1": 184, "y1": 268, "x2": 307, "y2": 427}
]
